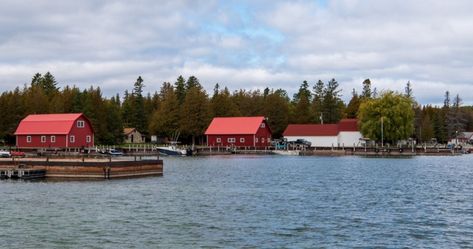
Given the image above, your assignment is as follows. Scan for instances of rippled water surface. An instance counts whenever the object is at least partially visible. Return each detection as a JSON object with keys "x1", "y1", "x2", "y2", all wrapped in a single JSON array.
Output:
[{"x1": 1, "y1": 155, "x2": 473, "y2": 248}]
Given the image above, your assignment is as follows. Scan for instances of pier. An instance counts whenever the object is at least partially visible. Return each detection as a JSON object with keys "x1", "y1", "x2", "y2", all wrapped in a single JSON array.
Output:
[{"x1": 0, "y1": 157, "x2": 163, "y2": 180}]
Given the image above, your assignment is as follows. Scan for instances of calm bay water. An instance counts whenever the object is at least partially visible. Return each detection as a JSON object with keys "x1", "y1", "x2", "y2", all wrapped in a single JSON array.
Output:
[{"x1": 1, "y1": 155, "x2": 473, "y2": 248}]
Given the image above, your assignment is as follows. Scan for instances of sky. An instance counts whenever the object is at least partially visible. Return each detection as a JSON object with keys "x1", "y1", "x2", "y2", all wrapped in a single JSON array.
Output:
[{"x1": 1, "y1": 0, "x2": 472, "y2": 105}]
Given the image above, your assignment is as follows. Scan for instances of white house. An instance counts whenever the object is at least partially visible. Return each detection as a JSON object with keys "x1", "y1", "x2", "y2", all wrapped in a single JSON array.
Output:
[{"x1": 283, "y1": 119, "x2": 363, "y2": 147}]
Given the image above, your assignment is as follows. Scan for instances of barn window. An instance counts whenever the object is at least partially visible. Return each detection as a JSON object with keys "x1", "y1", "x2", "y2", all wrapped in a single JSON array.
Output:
[
  {"x1": 70, "y1": 135, "x2": 75, "y2": 143},
  {"x1": 260, "y1": 123, "x2": 265, "y2": 128},
  {"x1": 240, "y1": 138, "x2": 245, "y2": 143},
  {"x1": 262, "y1": 138, "x2": 265, "y2": 143},
  {"x1": 216, "y1": 137, "x2": 221, "y2": 143},
  {"x1": 41, "y1": 136, "x2": 46, "y2": 143},
  {"x1": 27, "y1": 136, "x2": 32, "y2": 143},
  {"x1": 86, "y1": 135, "x2": 91, "y2": 143},
  {"x1": 77, "y1": 120, "x2": 85, "y2": 128},
  {"x1": 227, "y1": 138, "x2": 235, "y2": 143},
  {"x1": 51, "y1": 136, "x2": 56, "y2": 143}
]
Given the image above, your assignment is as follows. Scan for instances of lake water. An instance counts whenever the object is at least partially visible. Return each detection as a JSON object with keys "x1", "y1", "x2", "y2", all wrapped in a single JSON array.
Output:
[{"x1": 1, "y1": 155, "x2": 473, "y2": 248}]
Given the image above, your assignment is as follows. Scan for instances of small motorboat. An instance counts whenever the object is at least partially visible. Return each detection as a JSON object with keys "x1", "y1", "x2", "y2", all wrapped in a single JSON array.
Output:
[
  {"x1": 156, "y1": 144, "x2": 190, "y2": 156},
  {"x1": 156, "y1": 140, "x2": 192, "y2": 156}
]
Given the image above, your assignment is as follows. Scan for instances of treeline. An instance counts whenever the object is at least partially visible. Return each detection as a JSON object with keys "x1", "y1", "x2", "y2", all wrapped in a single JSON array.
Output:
[{"x1": 0, "y1": 73, "x2": 472, "y2": 145}]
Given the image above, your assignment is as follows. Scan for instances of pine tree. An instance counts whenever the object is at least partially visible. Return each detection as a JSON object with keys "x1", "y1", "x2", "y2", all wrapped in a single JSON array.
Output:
[
  {"x1": 292, "y1": 81, "x2": 312, "y2": 123},
  {"x1": 211, "y1": 86, "x2": 240, "y2": 117},
  {"x1": 148, "y1": 83, "x2": 180, "y2": 138},
  {"x1": 345, "y1": 89, "x2": 361, "y2": 118},
  {"x1": 405, "y1": 81, "x2": 413, "y2": 99},
  {"x1": 41, "y1": 72, "x2": 59, "y2": 98},
  {"x1": 312, "y1": 80, "x2": 324, "y2": 123},
  {"x1": 361, "y1": 79, "x2": 372, "y2": 99},
  {"x1": 131, "y1": 76, "x2": 146, "y2": 134},
  {"x1": 263, "y1": 89, "x2": 290, "y2": 137},
  {"x1": 322, "y1": 78, "x2": 344, "y2": 123},
  {"x1": 446, "y1": 94, "x2": 466, "y2": 140},
  {"x1": 180, "y1": 83, "x2": 210, "y2": 146},
  {"x1": 186, "y1": 76, "x2": 200, "y2": 90},
  {"x1": 174, "y1": 75, "x2": 186, "y2": 105}
]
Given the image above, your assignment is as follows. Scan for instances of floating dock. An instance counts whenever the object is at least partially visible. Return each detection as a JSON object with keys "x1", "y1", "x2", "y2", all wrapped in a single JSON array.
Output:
[{"x1": 0, "y1": 158, "x2": 163, "y2": 180}]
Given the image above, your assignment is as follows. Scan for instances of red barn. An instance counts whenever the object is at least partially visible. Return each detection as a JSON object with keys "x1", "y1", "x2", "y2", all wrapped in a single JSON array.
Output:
[
  {"x1": 14, "y1": 113, "x2": 95, "y2": 148},
  {"x1": 205, "y1": 116, "x2": 272, "y2": 148}
]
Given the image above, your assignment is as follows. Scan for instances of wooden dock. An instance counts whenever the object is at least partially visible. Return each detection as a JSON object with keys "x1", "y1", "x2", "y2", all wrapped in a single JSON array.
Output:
[
  {"x1": 0, "y1": 166, "x2": 46, "y2": 180},
  {"x1": 0, "y1": 157, "x2": 163, "y2": 180}
]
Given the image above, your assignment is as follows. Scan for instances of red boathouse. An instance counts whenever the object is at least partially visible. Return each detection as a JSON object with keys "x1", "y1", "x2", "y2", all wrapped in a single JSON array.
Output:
[
  {"x1": 14, "y1": 113, "x2": 95, "y2": 148},
  {"x1": 205, "y1": 116, "x2": 272, "y2": 148}
]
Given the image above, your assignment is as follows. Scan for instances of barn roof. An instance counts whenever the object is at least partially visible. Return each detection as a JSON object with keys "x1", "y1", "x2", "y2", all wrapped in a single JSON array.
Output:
[
  {"x1": 205, "y1": 116, "x2": 268, "y2": 135},
  {"x1": 283, "y1": 119, "x2": 359, "y2": 136},
  {"x1": 14, "y1": 113, "x2": 89, "y2": 135}
]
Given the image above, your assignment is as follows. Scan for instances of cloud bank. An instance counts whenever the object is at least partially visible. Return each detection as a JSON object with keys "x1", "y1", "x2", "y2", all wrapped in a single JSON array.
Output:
[{"x1": 0, "y1": 0, "x2": 472, "y2": 105}]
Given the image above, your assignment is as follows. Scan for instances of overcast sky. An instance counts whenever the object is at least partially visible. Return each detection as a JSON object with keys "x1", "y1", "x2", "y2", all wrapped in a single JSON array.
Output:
[{"x1": 1, "y1": 0, "x2": 472, "y2": 105}]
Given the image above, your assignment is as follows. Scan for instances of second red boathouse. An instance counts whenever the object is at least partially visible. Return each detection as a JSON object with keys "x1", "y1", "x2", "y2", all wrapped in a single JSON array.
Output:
[
  {"x1": 205, "y1": 116, "x2": 272, "y2": 148},
  {"x1": 14, "y1": 113, "x2": 95, "y2": 148}
]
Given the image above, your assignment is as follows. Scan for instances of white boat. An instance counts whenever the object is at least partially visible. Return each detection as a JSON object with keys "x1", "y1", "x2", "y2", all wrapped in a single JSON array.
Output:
[
  {"x1": 156, "y1": 140, "x2": 191, "y2": 156},
  {"x1": 273, "y1": 150, "x2": 300, "y2": 156},
  {"x1": 156, "y1": 145, "x2": 188, "y2": 156}
]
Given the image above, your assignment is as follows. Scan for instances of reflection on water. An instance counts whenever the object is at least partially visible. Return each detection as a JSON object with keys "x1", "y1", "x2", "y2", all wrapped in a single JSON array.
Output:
[{"x1": 1, "y1": 155, "x2": 473, "y2": 248}]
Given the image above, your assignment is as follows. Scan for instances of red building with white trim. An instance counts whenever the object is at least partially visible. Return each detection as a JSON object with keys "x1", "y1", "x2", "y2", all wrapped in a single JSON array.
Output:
[
  {"x1": 14, "y1": 113, "x2": 95, "y2": 148},
  {"x1": 205, "y1": 116, "x2": 272, "y2": 148}
]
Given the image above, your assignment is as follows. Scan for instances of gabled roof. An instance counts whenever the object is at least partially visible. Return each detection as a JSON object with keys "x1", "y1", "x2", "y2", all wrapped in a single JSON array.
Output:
[
  {"x1": 283, "y1": 124, "x2": 339, "y2": 136},
  {"x1": 205, "y1": 116, "x2": 268, "y2": 135},
  {"x1": 461, "y1": 132, "x2": 473, "y2": 139},
  {"x1": 124, "y1": 128, "x2": 137, "y2": 135},
  {"x1": 283, "y1": 119, "x2": 359, "y2": 137},
  {"x1": 338, "y1": 119, "x2": 359, "y2": 132},
  {"x1": 14, "y1": 113, "x2": 89, "y2": 135}
]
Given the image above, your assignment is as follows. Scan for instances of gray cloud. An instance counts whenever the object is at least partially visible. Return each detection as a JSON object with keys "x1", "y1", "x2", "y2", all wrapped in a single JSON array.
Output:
[{"x1": 0, "y1": 0, "x2": 472, "y2": 105}]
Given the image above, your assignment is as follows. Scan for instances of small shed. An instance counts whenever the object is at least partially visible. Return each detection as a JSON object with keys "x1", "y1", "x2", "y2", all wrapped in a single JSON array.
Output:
[
  {"x1": 205, "y1": 116, "x2": 272, "y2": 148},
  {"x1": 14, "y1": 113, "x2": 94, "y2": 148},
  {"x1": 124, "y1": 128, "x2": 145, "y2": 143}
]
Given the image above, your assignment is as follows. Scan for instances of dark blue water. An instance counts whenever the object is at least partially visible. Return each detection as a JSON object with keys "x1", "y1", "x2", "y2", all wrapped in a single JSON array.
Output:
[{"x1": 1, "y1": 155, "x2": 473, "y2": 248}]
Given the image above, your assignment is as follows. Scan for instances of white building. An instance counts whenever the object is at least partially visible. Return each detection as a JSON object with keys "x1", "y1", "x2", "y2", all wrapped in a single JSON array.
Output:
[{"x1": 283, "y1": 119, "x2": 363, "y2": 147}]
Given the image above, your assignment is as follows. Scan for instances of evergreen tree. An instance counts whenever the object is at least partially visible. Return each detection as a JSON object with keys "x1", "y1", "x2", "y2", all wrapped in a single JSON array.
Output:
[
  {"x1": 443, "y1": 91, "x2": 450, "y2": 108},
  {"x1": 312, "y1": 80, "x2": 324, "y2": 123},
  {"x1": 121, "y1": 90, "x2": 133, "y2": 127},
  {"x1": 180, "y1": 83, "x2": 210, "y2": 146},
  {"x1": 405, "y1": 81, "x2": 413, "y2": 99},
  {"x1": 419, "y1": 110, "x2": 434, "y2": 143},
  {"x1": 345, "y1": 89, "x2": 361, "y2": 118},
  {"x1": 263, "y1": 89, "x2": 290, "y2": 137},
  {"x1": 40, "y1": 72, "x2": 59, "y2": 98},
  {"x1": 292, "y1": 81, "x2": 312, "y2": 123},
  {"x1": 148, "y1": 83, "x2": 180, "y2": 138},
  {"x1": 321, "y1": 78, "x2": 344, "y2": 123},
  {"x1": 186, "y1": 76, "x2": 200, "y2": 90},
  {"x1": 211, "y1": 86, "x2": 240, "y2": 117},
  {"x1": 131, "y1": 76, "x2": 146, "y2": 134},
  {"x1": 174, "y1": 75, "x2": 186, "y2": 105},
  {"x1": 361, "y1": 79, "x2": 372, "y2": 99},
  {"x1": 446, "y1": 94, "x2": 466, "y2": 140}
]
